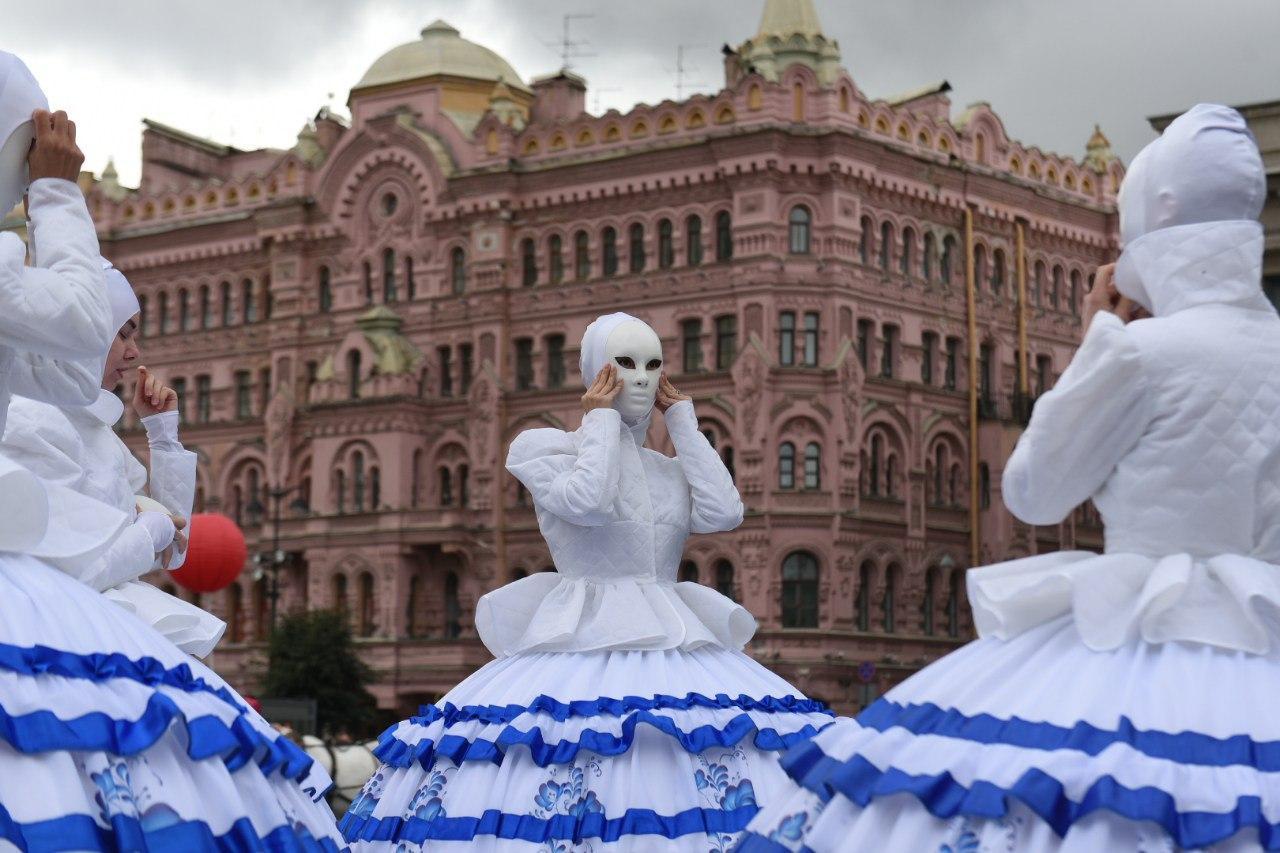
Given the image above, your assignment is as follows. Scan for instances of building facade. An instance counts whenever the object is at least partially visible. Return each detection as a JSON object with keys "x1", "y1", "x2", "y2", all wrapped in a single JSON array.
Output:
[{"x1": 54, "y1": 1, "x2": 1122, "y2": 717}]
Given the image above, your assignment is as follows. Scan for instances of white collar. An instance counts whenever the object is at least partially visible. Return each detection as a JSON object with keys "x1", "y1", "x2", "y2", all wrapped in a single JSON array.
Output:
[{"x1": 81, "y1": 389, "x2": 125, "y2": 426}]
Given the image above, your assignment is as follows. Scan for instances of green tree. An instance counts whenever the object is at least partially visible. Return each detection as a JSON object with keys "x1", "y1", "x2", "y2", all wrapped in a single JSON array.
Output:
[{"x1": 263, "y1": 609, "x2": 378, "y2": 737}]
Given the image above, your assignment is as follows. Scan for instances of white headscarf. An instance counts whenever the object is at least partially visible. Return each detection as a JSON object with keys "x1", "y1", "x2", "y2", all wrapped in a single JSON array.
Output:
[
  {"x1": 102, "y1": 258, "x2": 140, "y2": 338},
  {"x1": 579, "y1": 311, "x2": 642, "y2": 387},
  {"x1": 0, "y1": 51, "x2": 48, "y2": 214}
]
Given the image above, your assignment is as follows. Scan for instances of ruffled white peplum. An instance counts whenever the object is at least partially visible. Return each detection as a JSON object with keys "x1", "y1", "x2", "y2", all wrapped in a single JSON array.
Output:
[
  {"x1": 340, "y1": 647, "x2": 833, "y2": 852},
  {"x1": 476, "y1": 574, "x2": 756, "y2": 657},
  {"x1": 0, "y1": 552, "x2": 344, "y2": 851},
  {"x1": 102, "y1": 579, "x2": 228, "y2": 659}
]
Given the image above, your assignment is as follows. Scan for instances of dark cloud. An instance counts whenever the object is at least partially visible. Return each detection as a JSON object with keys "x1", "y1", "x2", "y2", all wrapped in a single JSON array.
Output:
[{"x1": 2, "y1": 0, "x2": 1274, "y2": 185}]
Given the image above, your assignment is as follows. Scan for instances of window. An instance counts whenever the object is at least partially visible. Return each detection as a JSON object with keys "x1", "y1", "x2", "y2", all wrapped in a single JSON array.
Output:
[
  {"x1": 171, "y1": 377, "x2": 187, "y2": 423},
  {"x1": 628, "y1": 223, "x2": 645, "y2": 273},
  {"x1": 440, "y1": 467, "x2": 453, "y2": 506},
  {"x1": 347, "y1": 350, "x2": 361, "y2": 400},
  {"x1": 681, "y1": 319, "x2": 703, "y2": 373},
  {"x1": 521, "y1": 238, "x2": 537, "y2": 286},
  {"x1": 974, "y1": 244, "x2": 987, "y2": 292},
  {"x1": 880, "y1": 325, "x2": 898, "y2": 378},
  {"x1": 1070, "y1": 270, "x2": 1082, "y2": 316},
  {"x1": 979, "y1": 343, "x2": 994, "y2": 401},
  {"x1": 879, "y1": 221, "x2": 892, "y2": 270},
  {"x1": 1033, "y1": 261, "x2": 1045, "y2": 306},
  {"x1": 235, "y1": 371, "x2": 251, "y2": 418},
  {"x1": 438, "y1": 347, "x2": 453, "y2": 397},
  {"x1": 923, "y1": 232, "x2": 936, "y2": 280},
  {"x1": 686, "y1": 215, "x2": 703, "y2": 266},
  {"x1": 405, "y1": 256, "x2": 415, "y2": 300},
  {"x1": 178, "y1": 289, "x2": 190, "y2": 332},
  {"x1": 549, "y1": 235, "x2": 564, "y2": 285},
  {"x1": 856, "y1": 562, "x2": 872, "y2": 631},
  {"x1": 370, "y1": 467, "x2": 381, "y2": 508},
  {"x1": 199, "y1": 285, "x2": 212, "y2": 329},
  {"x1": 869, "y1": 433, "x2": 883, "y2": 496},
  {"x1": 715, "y1": 211, "x2": 733, "y2": 261},
  {"x1": 781, "y1": 552, "x2": 819, "y2": 628},
  {"x1": 921, "y1": 332, "x2": 937, "y2": 385},
  {"x1": 158, "y1": 291, "x2": 169, "y2": 335},
  {"x1": 382, "y1": 247, "x2": 397, "y2": 302},
  {"x1": 450, "y1": 247, "x2": 466, "y2": 294},
  {"x1": 900, "y1": 227, "x2": 914, "y2": 276},
  {"x1": 802, "y1": 312, "x2": 819, "y2": 367},
  {"x1": 546, "y1": 334, "x2": 565, "y2": 388},
  {"x1": 220, "y1": 281, "x2": 232, "y2": 326},
  {"x1": 779, "y1": 442, "x2": 796, "y2": 489},
  {"x1": 945, "y1": 337, "x2": 960, "y2": 390},
  {"x1": 1051, "y1": 265, "x2": 1063, "y2": 310},
  {"x1": 658, "y1": 219, "x2": 674, "y2": 269},
  {"x1": 515, "y1": 338, "x2": 535, "y2": 390},
  {"x1": 788, "y1": 206, "x2": 812, "y2": 254},
  {"x1": 980, "y1": 463, "x2": 991, "y2": 509},
  {"x1": 779, "y1": 311, "x2": 796, "y2": 367},
  {"x1": 940, "y1": 236, "x2": 956, "y2": 285},
  {"x1": 574, "y1": 231, "x2": 590, "y2": 280},
  {"x1": 857, "y1": 319, "x2": 873, "y2": 370},
  {"x1": 882, "y1": 566, "x2": 899, "y2": 632},
  {"x1": 922, "y1": 567, "x2": 938, "y2": 636},
  {"x1": 602, "y1": 227, "x2": 618, "y2": 276},
  {"x1": 196, "y1": 375, "x2": 211, "y2": 423},
  {"x1": 459, "y1": 344, "x2": 473, "y2": 395},
  {"x1": 335, "y1": 471, "x2": 345, "y2": 515},
  {"x1": 859, "y1": 216, "x2": 872, "y2": 265},
  {"x1": 242, "y1": 279, "x2": 256, "y2": 323},
  {"x1": 1036, "y1": 354, "x2": 1052, "y2": 396},
  {"x1": 991, "y1": 249, "x2": 1006, "y2": 294},
  {"x1": 804, "y1": 442, "x2": 821, "y2": 490},
  {"x1": 715, "y1": 315, "x2": 737, "y2": 370},
  {"x1": 715, "y1": 560, "x2": 735, "y2": 600},
  {"x1": 318, "y1": 266, "x2": 332, "y2": 312},
  {"x1": 353, "y1": 452, "x2": 365, "y2": 512}
]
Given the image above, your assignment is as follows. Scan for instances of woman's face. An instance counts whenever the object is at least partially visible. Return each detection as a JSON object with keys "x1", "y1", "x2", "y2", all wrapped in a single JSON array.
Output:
[
  {"x1": 101, "y1": 313, "x2": 142, "y2": 390},
  {"x1": 603, "y1": 321, "x2": 663, "y2": 421}
]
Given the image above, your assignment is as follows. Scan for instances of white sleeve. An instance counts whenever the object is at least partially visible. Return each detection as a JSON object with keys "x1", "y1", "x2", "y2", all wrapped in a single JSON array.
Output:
[
  {"x1": 78, "y1": 522, "x2": 160, "y2": 592},
  {"x1": 0, "y1": 178, "x2": 112, "y2": 361},
  {"x1": 141, "y1": 411, "x2": 197, "y2": 569},
  {"x1": 0, "y1": 399, "x2": 88, "y2": 492},
  {"x1": 505, "y1": 409, "x2": 622, "y2": 526},
  {"x1": 1002, "y1": 312, "x2": 1154, "y2": 525},
  {"x1": 663, "y1": 400, "x2": 744, "y2": 533},
  {"x1": 7, "y1": 350, "x2": 102, "y2": 407}
]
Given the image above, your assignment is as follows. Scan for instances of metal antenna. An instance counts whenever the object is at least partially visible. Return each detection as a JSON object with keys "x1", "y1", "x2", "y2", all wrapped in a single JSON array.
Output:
[
  {"x1": 674, "y1": 44, "x2": 708, "y2": 101},
  {"x1": 544, "y1": 13, "x2": 595, "y2": 70},
  {"x1": 592, "y1": 86, "x2": 622, "y2": 115}
]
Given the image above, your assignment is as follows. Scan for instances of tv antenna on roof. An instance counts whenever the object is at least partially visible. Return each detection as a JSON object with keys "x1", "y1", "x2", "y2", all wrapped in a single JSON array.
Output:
[
  {"x1": 545, "y1": 12, "x2": 595, "y2": 71},
  {"x1": 673, "y1": 44, "x2": 708, "y2": 101}
]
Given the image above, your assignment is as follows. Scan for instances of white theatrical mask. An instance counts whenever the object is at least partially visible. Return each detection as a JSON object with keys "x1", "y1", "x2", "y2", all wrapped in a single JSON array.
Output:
[
  {"x1": 0, "y1": 52, "x2": 48, "y2": 214},
  {"x1": 603, "y1": 320, "x2": 663, "y2": 422},
  {"x1": 0, "y1": 121, "x2": 33, "y2": 215}
]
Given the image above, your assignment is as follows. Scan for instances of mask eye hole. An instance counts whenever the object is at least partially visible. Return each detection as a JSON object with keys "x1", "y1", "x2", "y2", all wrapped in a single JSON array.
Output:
[
  {"x1": 646, "y1": 359, "x2": 662, "y2": 370},
  {"x1": 614, "y1": 356, "x2": 635, "y2": 369}
]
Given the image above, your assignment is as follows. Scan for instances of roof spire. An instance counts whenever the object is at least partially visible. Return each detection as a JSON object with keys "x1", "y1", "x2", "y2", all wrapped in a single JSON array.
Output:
[
  {"x1": 757, "y1": 0, "x2": 826, "y2": 38},
  {"x1": 1084, "y1": 124, "x2": 1114, "y2": 173},
  {"x1": 731, "y1": 0, "x2": 841, "y2": 86}
]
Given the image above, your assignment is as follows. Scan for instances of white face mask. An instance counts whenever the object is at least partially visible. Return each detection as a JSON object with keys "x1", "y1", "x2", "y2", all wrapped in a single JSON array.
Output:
[
  {"x1": 603, "y1": 321, "x2": 663, "y2": 421},
  {"x1": 0, "y1": 121, "x2": 33, "y2": 215}
]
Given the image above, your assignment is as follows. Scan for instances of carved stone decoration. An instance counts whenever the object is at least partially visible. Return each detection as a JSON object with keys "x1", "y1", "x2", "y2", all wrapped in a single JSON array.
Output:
[
  {"x1": 835, "y1": 339, "x2": 866, "y2": 446},
  {"x1": 467, "y1": 362, "x2": 501, "y2": 470},
  {"x1": 733, "y1": 337, "x2": 769, "y2": 447},
  {"x1": 263, "y1": 381, "x2": 296, "y2": 489}
]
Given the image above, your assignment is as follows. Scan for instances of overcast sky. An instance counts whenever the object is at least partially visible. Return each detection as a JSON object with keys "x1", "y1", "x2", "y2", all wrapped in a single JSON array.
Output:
[{"x1": 3, "y1": 0, "x2": 1276, "y2": 186}]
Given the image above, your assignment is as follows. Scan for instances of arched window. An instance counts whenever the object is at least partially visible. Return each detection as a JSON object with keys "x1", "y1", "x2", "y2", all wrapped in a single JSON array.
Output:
[
  {"x1": 451, "y1": 247, "x2": 467, "y2": 294},
  {"x1": 657, "y1": 219, "x2": 674, "y2": 269},
  {"x1": 220, "y1": 281, "x2": 232, "y2": 325},
  {"x1": 933, "y1": 444, "x2": 946, "y2": 505},
  {"x1": 521, "y1": 238, "x2": 537, "y2": 286},
  {"x1": 869, "y1": 433, "x2": 883, "y2": 496},
  {"x1": 629, "y1": 222, "x2": 646, "y2": 273},
  {"x1": 885, "y1": 454, "x2": 898, "y2": 498},
  {"x1": 335, "y1": 470, "x2": 345, "y2": 514},
  {"x1": 922, "y1": 566, "x2": 939, "y2": 635},
  {"x1": 788, "y1": 206, "x2": 812, "y2": 255},
  {"x1": 686, "y1": 216, "x2": 704, "y2": 266},
  {"x1": 346, "y1": 350, "x2": 361, "y2": 400},
  {"x1": 940, "y1": 236, "x2": 957, "y2": 285},
  {"x1": 444, "y1": 571, "x2": 461, "y2": 638},
  {"x1": 859, "y1": 216, "x2": 873, "y2": 265},
  {"x1": 1051, "y1": 265, "x2": 1064, "y2": 309},
  {"x1": 979, "y1": 462, "x2": 991, "y2": 509},
  {"x1": 178, "y1": 289, "x2": 190, "y2": 332},
  {"x1": 900, "y1": 227, "x2": 915, "y2": 276},
  {"x1": 855, "y1": 561, "x2": 872, "y2": 631},
  {"x1": 882, "y1": 565, "x2": 900, "y2": 632},
  {"x1": 779, "y1": 442, "x2": 796, "y2": 490},
  {"x1": 974, "y1": 244, "x2": 987, "y2": 290},
  {"x1": 439, "y1": 466, "x2": 453, "y2": 506},
  {"x1": 1070, "y1": 270, "x2": 1082, "y2": 316},
  {"x1": 352, "y1": 451, "x2": 366, "y2": 513},
  {"x1": 602, "y1": 227, "x2": 619, "y2": 276},
  {"x1": 158, "y1": 291, "x2": 169, "y2": 335},
  {"x1": 804, "y1": 442, "x2": 821, "y2": 490},
  {"x1": 679, "y1": 560, "x2": 699, "y2": 583},
  {"x1": 1033, "y1": 260, "x2": 1046, "y2": 306},
  {"x1": 318, "y1": 265, "x2": 332, "y2": 312},
  {"x1": 199, "y1": 285, "x2": 212, "y2": 329},
  {"x1": 574, "y1": 231, "x2": 590, "y2": 280},
  {"x1": 991, "y1": 249, "x2": 1006, "y2": 294},
  {"x1": 949, "y1": 463, "x2": 962, "y2": 507},
  {"x1": 879, "y1": 221, "x2": 892, "y2": 271},
  {"x1": 382, "y1": 247, "x2": 397, "y2": 302},
  {"x1": 371, "y1": 466, "x2": 381, "y2": 510},
  {"x1": 410, "y1": 449, "x2": 423, "y2": 508},
  {"x1": 242, "y1": 278, "x2": 256, "y2": 323},
  {"x1": 923, "y1": 232, "x2": 936, "y2": 280},
  {"x1": 715, "y1": 560, "x2": 735, "y2": 601},
  {"x1": 549, "y1": 234, "x2": 564, "y2": 284},
  {"x1": 405, "y1": 256, "x2": 415, "y2": 300},
  {"x1": 358, "y1": 572, "x2": 375, "y2": 637},
  {"x1": 715, "y1": 211, "x2": 733, "y2": 261},
  {"x1": 781, "y1": 551, "x2": 819, "y2": 628}
]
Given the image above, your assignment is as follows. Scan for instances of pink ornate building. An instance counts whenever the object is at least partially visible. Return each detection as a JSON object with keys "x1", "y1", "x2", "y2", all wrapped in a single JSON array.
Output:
[{"x1": 71, "y1": 0, "x2": 1122, "y2": 716}]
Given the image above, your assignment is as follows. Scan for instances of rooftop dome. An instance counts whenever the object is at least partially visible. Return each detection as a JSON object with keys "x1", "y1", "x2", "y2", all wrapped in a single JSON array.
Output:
[{"x1": 353, "y1": 20, "x2": 531, "y2": 95}]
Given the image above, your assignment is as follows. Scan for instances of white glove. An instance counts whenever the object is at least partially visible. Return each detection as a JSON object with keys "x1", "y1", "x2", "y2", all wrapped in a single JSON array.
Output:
[{"x1": 135, "y1": 511, "x2": 177, "y2": 553}]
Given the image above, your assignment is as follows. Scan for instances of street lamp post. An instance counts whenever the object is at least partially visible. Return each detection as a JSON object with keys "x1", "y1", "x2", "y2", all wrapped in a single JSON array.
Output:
[{"x1": 247, "y1": 484, "x2": 308, "y2": 631}]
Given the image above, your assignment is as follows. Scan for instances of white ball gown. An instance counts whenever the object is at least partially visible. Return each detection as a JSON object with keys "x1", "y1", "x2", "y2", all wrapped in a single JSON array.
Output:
[
  {"x1": 340, "y1": 401, "x2": 833, "y2": 851},
  {"x1": 737, "y1": 215, "x2": 1280, "y2": 849}
]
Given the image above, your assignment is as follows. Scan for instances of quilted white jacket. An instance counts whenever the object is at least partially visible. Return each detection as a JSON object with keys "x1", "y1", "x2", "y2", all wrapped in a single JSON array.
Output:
[
  {"x1": 476, "y1": 399, "x2": 755, "y2": 657},
  {"x1": 975, "y1": 218, "x2": 1280, "y2": 653}
]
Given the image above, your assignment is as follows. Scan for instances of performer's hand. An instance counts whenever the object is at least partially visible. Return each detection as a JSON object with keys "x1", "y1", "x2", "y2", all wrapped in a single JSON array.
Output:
[
  {"x1": 1084, "y1": 264, "x2": 1143, "y2": 336},
  {"x1": 581, "y1": 364, "x2": 622, "y2": 412},
  {"x1": 656, "y1": 373, "x2": 691, "y2": 413},
  {"x1": 132, "y1": 366, "x2": 178, "y2": 417},
  {"x1": 27, "y1": 110, "x2": 84, "y2": 183}
]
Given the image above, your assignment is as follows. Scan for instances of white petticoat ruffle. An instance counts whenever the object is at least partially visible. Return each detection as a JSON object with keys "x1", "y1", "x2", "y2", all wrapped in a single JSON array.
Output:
[
  {"x1": 968, "y1": 549, "x2": 1280, "y2": 654},
  {"x1": 475, "y1": 574, "x2": 757, "y2": 657},
  {"x1": 103, "y1": 580, "x2": 227, "y2": 659}
]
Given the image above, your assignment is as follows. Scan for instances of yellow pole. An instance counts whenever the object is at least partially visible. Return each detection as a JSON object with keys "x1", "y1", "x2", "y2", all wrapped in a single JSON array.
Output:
[
  {"x1": 1015, "y1": 218, "x2": 1029, "y2": 397},
  {"x1": 965, "y1": 204, "x2": 980, "y2": 568}
]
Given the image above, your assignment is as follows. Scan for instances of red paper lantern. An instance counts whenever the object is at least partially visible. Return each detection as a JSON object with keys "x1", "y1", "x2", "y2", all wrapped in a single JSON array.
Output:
[{"x1": 171, "y1": 513, "x2": 248, "y2": 593}]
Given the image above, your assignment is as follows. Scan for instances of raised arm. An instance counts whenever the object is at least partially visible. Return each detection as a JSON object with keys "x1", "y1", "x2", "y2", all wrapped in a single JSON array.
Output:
[
  {"x1": 8, "y1": 349, "x2": 102, "y2": 407},
  {"x1": 141, "y1": 409, "x2": 197, "y2": 569},
  {"x1": 663, "y1": 399, "x2": 744, "y2": 533},
  {"x1": 1002, "y1": 312, "x2": 1153, "y2": 525},
  {"x1": 506, "y1": 409, "x2": 622, "y2": 526}
]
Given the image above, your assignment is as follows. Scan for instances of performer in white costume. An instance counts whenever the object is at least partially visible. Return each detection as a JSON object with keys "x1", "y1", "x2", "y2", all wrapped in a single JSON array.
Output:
[
  {"x1": 341, "y1": 313, "x2": 833, "y2": 851},
  {"x1": 738, "y1": 104, "x2": 1280, "y2": 852},
  {"x1": 0, "y1": 50, "x2": 345, "y2": 850},
  {"x1": 1, "y1": 259, "x2": 226, "y2": 658}
]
